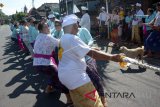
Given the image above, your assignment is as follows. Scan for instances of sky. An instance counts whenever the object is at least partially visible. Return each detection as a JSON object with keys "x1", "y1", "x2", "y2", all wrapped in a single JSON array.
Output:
[{"x1": 0, "y1": 0, "x2": 59, "y2": 15}]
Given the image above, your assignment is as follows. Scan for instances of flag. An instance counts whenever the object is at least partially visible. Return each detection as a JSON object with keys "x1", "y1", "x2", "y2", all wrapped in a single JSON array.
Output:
[{"x1": 73, "y1": 4, "x2": 80, "y2": 14}]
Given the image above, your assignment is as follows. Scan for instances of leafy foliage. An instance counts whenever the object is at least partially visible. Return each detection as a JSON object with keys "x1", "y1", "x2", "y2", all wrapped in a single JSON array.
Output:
[
  {"x1": 12, "y1": 12, "x2": 27, "y2": 21},
  {"x1": 0, "y1": 9, "x2": 9, "y2": 24}
]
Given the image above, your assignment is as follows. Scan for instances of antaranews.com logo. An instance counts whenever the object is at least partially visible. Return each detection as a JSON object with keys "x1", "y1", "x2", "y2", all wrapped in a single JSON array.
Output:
[{"x1": 105, "y1": 92, "x2": 135, "y2": 99}]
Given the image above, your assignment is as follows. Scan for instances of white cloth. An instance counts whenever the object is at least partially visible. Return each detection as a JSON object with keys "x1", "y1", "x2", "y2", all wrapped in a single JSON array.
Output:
[
  {"x1": 136, "y1": 9, "x2": 144, "y2": 19},
  {"x1": 132, "y1": 9, "x2": 144, "y2": 25},
  {"x1": 105, "y1": 13, "x2": 111, "y2": 25},
  {"x1": 73, "y1": 4, "x2": 80, "y2": 13},
  {"x1": 99, "y1": 11, "x2": 107, "y2": 22},
  {"x1": 62, "y1": 14, "x2": 79, "y2": 27},
  {"x1": 48, "y1": 14, "x2": 55, "y2": 18},
  {"x1": 81, "y1": 6, "x2": 88, "y2": 10},
  {"x1": 58, "y1": 34, "x2": 91, "y2": 90},
  {"x1": 154, "y1": 12, "x2": 160, "y2": 26},
  {"x1": 22, "y1": 26, "x2": 34, "y2": 56},
  {"x1": 33, "y1": 33, "x2": 59, "y2": 66},
  {"x1": 79, "y1": 13, "x2": 91, "y2": 32},
  {"x1": 136, "y1": 3, "x2": 141, "y2": 7},
  {"x1": 132, "y1": 20, "x2": 139, "y2": 25},
  {"x1": 101, "y1": 7, "x2": 105, "y2": 10}
]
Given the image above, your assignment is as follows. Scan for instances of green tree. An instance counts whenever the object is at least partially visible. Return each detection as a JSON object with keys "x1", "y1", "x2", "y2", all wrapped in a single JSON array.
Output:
[
  {"x1": 13, "y1": 12, "x2": 27, "y2": 21},
  {"x1": 0, "y1": 9, "x2": 9, "y2": 24}
]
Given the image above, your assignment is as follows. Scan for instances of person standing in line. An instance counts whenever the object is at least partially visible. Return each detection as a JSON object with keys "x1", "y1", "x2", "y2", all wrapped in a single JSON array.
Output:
[
  {"x1": 29, "y1": 18, "x2": 39, "y2": 47},
  {"x1": 131, "y1": 3, "x2": 144, "y2": 44},
  {"x1": 124, "y1": 12, "x2": 133, "y2": 41},
  {"x1": 143, "y1": 8, "x2": 155, "y2": 41},
  {"x1": 98, "y1": 7, "x2": 109, "y2": 38},
  {"x1": 58, "y1": 14, "x2": 123, "y2": 107},
  {"x1": 47, "y1": 14, "x2": 56, "y2": 35},
  {"x1": 52, "y1": 19, "x2": 64, "y2": 39},
  {"x1": 144, "y1": 2, "x2": 160, "y2": 57},
  {"x1": 79, "y1": 6, "x2": 91, "y2": 32},
  {"x1": 30, "y1": 20, "x2": 39, "y2": 47},
  {"x1": 11, "y1": 22, "x2": 20, "y2": 42},
  {"x1": 33, "y1": 23, "x2": 73, "y2": 107},
  {"x1": 21, "y1": 20, "x2": 33, "y2": 56},
  {"x1": 28, "y1": 17, "x2": 36, "y2": 46}
]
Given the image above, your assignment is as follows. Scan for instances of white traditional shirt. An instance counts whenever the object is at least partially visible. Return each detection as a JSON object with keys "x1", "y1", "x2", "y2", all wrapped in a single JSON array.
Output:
[
  {"x1": 154, "y1": 11, "x2": 160, "y2": 26},
  {"x1": 99, "y1": 11, "x2": 107, "y2": 22},
  {"x1": 79, "y1": 13, "x2": 91, "y2": 32},
  {"x1": 98, "y1": 11, "x2": 110, "y2": 26},
  {"x1": 58, "y1": 34, "x2": 91, "y2": 90},
  {"x1": 136, "y1": 9, "x2": 144, "y2": 21},
  {"x1": 33, "y1": 33, "x2": 59, "y2": 66}
]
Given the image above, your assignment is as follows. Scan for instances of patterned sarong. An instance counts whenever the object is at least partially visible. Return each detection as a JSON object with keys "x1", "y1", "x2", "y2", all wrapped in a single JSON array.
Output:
[{"x1": 69, "y1": 82, "x2": 103, "y2": 107}]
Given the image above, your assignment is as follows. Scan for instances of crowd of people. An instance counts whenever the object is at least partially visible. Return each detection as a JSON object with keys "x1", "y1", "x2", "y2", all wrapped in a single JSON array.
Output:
[
  {"x1": 9, "y1": 2, "x2": 160, "y2": 107},
  {"x1": 97, "y1": 2, "x2": 160, "y2": 58}
]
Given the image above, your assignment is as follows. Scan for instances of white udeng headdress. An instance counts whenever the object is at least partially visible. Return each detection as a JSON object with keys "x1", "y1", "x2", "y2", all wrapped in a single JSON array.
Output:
[{"x1": 62, "y1": 14, "x2": 79, "y2": 27}]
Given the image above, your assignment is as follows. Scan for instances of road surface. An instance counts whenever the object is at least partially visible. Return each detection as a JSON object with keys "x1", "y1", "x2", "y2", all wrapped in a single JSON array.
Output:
[{"x1": 0, "y1": 25, "x2": 160, "y2": 107}]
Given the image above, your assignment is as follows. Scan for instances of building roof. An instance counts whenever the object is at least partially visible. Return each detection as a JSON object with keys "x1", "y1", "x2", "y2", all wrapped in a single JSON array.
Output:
[
  {"x1": 28, "y1": 8, "x2": 46, "y2": 19},
  {"x1": 37, "y1": 3, "x2": 59, "y2": 12}
]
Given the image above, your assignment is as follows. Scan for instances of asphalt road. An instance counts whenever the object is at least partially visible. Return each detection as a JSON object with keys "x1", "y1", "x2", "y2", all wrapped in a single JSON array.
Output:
[{"x1": 0, "y1": 25, "x2": 160, "y2": 107}]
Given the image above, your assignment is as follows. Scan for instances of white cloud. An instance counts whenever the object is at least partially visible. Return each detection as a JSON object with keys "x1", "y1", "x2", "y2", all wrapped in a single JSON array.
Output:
[{"x1": 2, "y1": 8, "x2": 16, "y2": 15}]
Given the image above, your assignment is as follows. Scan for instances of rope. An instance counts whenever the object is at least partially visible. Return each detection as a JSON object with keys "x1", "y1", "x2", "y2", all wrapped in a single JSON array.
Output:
[{"x1": 122, "y1": 57, "x2": 160, "y2": 72}]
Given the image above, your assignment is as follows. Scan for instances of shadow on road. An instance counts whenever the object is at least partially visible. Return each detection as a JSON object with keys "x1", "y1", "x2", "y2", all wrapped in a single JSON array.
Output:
[
  {"x1": 120, "y1": 67, "x2": 146, "y2": 73},
  {"x1": 95, "y1": 38, "x2": 109, "y2": 52},
  {"x1": 33, "y1": 92, "x2": 65, "y2": 107},
  {"x1": 2, "y1": 38, "x2": 66, "y2": 107},
  {"x1": 155, "y1": 72, "x2": 160, "y2": 77},
  {"x1": 95, "y1": 39, "x2": 122, "y2": 90}
]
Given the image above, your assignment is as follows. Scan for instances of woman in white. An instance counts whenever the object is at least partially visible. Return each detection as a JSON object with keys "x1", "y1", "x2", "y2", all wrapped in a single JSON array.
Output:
[{"x1": 33, "y1": 23, "x2": 73, "y2": 106}]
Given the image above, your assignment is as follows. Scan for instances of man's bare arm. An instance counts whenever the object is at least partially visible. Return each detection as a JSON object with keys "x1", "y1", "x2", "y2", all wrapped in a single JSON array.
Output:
[{"x1": 87, "y1": 49, "x2": 123, "y2": 62}]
